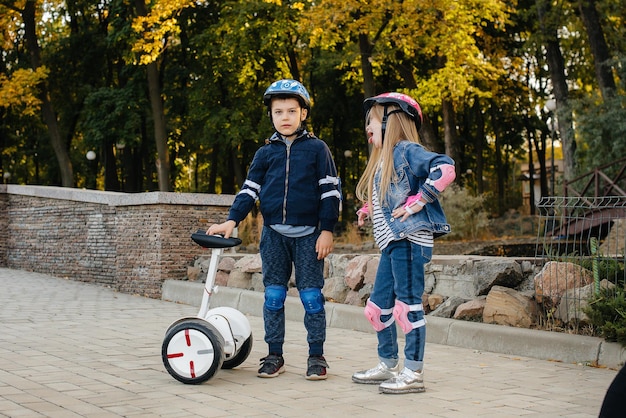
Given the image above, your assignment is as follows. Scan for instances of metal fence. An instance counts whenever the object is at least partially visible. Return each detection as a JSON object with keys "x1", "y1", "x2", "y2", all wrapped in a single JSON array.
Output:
[{"x1": 535, "y1": 196, "x2": 626, "y2": 330}]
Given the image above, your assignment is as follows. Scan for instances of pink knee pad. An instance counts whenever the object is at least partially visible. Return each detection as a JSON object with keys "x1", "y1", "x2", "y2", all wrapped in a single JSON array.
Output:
[
  {"x1": 393, "y1": 300, "x2": 425, "y2": 334},
  {"x1": 364, "y1": 299, "x2": 394, "y2": 332},
  {"x1": 431, "y1": 164, "x2": 456, "y2": 192}
]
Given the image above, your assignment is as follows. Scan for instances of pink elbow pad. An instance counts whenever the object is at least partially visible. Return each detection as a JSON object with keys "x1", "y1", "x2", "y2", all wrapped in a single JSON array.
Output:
[{"x1": 432, "y1": 164, "x2": 456, "y2": 192}]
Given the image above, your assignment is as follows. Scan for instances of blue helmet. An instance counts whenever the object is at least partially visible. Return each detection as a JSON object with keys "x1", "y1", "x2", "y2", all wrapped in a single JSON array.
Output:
[{"x1": 263, "y1": 79, "x2": 311, "y2": 110}]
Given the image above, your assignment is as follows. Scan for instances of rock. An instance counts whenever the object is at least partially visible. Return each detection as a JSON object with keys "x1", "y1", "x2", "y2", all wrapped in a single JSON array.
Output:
[
  {"x1": 430, "y1": 296, "x2": 468, "y2": 318},
  {"x1": 555, "y1": 279, "x2": 615, "y2": 325},
  {"x1": 363, "y1": 256, "x2": 380, "y2": 286},
  {"x1": 345, "y1": 255, "x2": 370, "y2": 291},
  {"x1": 344, "y1": 290, "x2": 364, "y2": 306},
  {"x1": 428, "y1": 293, "x2": 444, "y2": 311},
  {"x1": 217, "y1": 256, "x2": 236, "y2": 273},
  {"x1": 534, "y1": 261, "x2": 593, "y2": 306},
  {"x1": 187, "y1": 266, "x2": 201, "y2": 282},
  {"x1": 601, "y1": 219, "x2": 625, "y2": 256},
  {"x1": 226, "y1": 270, "x2": 252, "y2": 289},
  {"x1": 250, "y1": 272, "x2": 264, "y2": 292},
  {"x1": 215, "y1": 270, "x2": 229, "y2": 286},
  {"x1": 483, "y1": 285, "x2": 537, "y2": 328},
  {"x1": 234, "y1": 254, "x2": 262, "y2": 273},
  {"x1": 323, "y1": 276, "x2": 349, "y2": 303},
  {"x1": 454, "y1": 296, "x2": 487, "y2": 320},
  {"x1": 422, "y1": 293, "x2": 431, "y2": 313},
  {"x1": 473, "y1": 259, "x2": 525, "y2": 295}
]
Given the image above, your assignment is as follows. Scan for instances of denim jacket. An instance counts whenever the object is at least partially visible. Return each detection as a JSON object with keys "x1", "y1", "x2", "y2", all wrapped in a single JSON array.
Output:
[{"x1": 375, "y1": 140, "x2": 455, "y2": 239}]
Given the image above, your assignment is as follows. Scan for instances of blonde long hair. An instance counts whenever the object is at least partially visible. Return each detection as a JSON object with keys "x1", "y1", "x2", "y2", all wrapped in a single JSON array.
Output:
[{"x1": 355, "y1": 104, "x2": 422, "y2": 211}]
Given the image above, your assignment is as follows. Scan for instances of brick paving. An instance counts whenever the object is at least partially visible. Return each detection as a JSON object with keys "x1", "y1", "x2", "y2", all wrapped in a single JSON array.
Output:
[{"x1": 0, "y1": 267, "x2": 618, "y2": 417}]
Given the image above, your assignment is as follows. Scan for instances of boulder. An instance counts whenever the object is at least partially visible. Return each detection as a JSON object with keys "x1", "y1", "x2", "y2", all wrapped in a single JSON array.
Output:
[
  {"x1": 555, "y1": 279, "x2": 615, "y2": 325},
  {"x1": 454, "y1": 296, "x2": 487, "y2": 320},
  {"x1": 187, "y1": 266, "x2": 201, "y2": 282},
  {"x1": 483, "y1": 285, "x2": 537, "y2": 328},
  {"x1": 217, "y1": 256, "x2": 236, "y2": 273},
  {"x1": 226, "y1": 270, "x2": 252, "y2": 289},
  {"x1": 428, "y1": 293, "x2": 445, "y2": 311},
  {"x1": 323, "y1": 276, "x2": 349, "y2": 303},
  {"x1": 344, "y1": 255, "x2": 370, "y2": 291},
  {"x1": 601, "y1": 219, "x2": 625, "y2": 256},
  {"x1": 234, "y1": 254, "x2": 262, "y2": 273},
  {"x1": 344, "y1": 290, "x2": 364, "y2": 306},
  {"x1": 534, "y1": 261, "x2": 593, "y2": 306},
  {"x1": 473, "y1": 259, "x2": 525, "y2": 295},
  {"x1": 430, "y1": 296, "x2": 468, "y2": 318}
]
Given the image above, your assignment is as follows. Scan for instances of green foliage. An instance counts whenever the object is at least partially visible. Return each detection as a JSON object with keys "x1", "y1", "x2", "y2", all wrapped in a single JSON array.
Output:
[
  {"x1": 439, "y1": 184, "x2": 492, "y2": 240},
  {"x1": 585, "y1": 286, "x2": 626, "y2": 347},
  {"x1": 573, "y1": 57, "x2": 626, "y2": 173},
  {"x1": 579, "y1": 257, "x2": 626, "y2": 287},
  {"x1": 1, "y1": 0, "x2": 625, "y2": 197}
]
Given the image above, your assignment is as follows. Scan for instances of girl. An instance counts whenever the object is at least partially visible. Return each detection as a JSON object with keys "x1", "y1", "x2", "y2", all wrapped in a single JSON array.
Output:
[{"x1": 351, "y1": 92, "x2": 455, "y2": 394}]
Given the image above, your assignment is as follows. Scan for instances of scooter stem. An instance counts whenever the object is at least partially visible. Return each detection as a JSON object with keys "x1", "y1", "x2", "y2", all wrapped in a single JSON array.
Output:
[{"x1": 198, "y1": 247, "x2": 224, "y2": 317}]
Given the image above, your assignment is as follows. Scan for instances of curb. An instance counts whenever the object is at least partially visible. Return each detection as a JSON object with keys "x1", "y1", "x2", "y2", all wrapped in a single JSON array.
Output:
[{"x1": 162, "y1": 279, "x2": 626, "y2": 369}]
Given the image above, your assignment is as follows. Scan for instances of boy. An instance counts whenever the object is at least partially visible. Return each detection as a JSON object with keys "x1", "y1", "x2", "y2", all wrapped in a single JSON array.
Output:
[{"x1": 207, "y1": 79, "x2": 341, "y2": 380}]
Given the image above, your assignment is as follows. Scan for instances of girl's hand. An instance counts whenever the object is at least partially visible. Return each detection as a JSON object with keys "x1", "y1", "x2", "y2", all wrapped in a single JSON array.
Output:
[
  {"x1": 357, "y1": 209, "x2": 369, "y2": 226},
  {"x1": 392, "y1": 203, "x2": 423, "y2": 222},
  {"x1": 356, "y1": 203, "x2": 369, "y2": 227}
]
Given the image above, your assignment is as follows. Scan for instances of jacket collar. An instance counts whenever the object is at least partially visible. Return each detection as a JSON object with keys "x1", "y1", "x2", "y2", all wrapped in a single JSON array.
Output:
[{"x1": 268, "y1": 129, "x2": 310, "y2": 143}]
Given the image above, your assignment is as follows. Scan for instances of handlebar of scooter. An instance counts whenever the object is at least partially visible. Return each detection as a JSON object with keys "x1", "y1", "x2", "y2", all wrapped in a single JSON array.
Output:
[{"x1": 191, "y1": 229, "x2": 242, "y2": 249}]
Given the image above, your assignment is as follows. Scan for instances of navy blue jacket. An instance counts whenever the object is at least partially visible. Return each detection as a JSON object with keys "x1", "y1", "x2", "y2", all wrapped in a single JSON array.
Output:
[{"x1": 228, "y1": 130, "x2": 341, "y2": 232}]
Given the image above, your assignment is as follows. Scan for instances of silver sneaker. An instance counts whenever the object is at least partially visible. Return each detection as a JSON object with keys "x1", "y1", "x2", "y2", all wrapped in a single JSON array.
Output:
[
  {"x1": 352, "y1": 362, "x2": 399, "y2": 384},
  {"x1": 379, "y1": 367, "x2": 425, "y2": 394}
]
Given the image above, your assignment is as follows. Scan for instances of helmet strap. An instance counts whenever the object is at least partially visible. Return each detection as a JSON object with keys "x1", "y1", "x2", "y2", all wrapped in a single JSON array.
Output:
[{"x1": 381, "y1": 106, "x2": 404, "y2": 143}]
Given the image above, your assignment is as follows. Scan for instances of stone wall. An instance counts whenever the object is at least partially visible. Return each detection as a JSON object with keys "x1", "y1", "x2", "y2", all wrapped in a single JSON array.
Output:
[
  {"x1": 0, "y1": 185, "x2": 7, "y2": 266},
  {"x1": 0, "y1": 185, "x2": 233, "y2": 298}
]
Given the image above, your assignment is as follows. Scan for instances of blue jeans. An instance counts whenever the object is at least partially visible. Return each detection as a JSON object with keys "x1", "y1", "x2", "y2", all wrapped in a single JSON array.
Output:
[
  {"x1": 259, "y1": 226, "x2": 325, "y2": 356},
  {"x1": 369, "y1": 240, "x2": 432, "y2": 371}
]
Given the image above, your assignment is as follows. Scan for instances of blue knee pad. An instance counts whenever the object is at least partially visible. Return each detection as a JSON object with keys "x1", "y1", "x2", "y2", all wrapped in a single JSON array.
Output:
[
  {"x1": 300, "y1": 288, "x2": 324, "y2": 314},
  {"x1": 264, "y1": 285, "x2": 287, "y2": 311}
]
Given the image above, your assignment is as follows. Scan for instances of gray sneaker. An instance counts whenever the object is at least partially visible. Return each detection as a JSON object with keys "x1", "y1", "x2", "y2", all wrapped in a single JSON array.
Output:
[
  {"x1": 352, "y1": 361, "x2": 399, "y2": 384},
  {"x1": 379, "y1": 367, "x2": 425, "y2": 394}
]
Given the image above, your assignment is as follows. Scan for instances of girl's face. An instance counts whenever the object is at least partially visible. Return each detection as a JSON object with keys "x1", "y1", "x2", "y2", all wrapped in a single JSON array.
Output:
[
  {"x1": 366, "y1": 112, "x2": 383, "y2": 148},
  {"x1": 270, "y1": 97, "x2": 307, "y2": 139}
]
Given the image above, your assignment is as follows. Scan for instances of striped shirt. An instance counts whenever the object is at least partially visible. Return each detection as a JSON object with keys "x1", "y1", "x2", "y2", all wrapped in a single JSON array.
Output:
[{"x1": 372, "y1": 183, "x2": 434, "y2": 251}]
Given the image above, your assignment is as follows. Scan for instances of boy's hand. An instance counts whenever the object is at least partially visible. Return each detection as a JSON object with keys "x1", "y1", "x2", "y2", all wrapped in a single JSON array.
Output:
[
  {"x1": 207, "y1": 220, "x2": 236, "y2": 238},
  {"x1": 316, "y1": 230, "x2": 334, "y2": 260}
]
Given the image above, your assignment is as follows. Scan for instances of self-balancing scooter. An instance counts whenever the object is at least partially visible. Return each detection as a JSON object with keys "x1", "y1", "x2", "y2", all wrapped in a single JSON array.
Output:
[{"x1": 161, "y1": 231, "x2": 253, "y2": 384}]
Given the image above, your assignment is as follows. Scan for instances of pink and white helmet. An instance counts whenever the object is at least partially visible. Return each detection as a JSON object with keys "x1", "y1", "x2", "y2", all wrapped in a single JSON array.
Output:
[{"x1": 364, "y1": 92, "x2": 423, "y2": 131}]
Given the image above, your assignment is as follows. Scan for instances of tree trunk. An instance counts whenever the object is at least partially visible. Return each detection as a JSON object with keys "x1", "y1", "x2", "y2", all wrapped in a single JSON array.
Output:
[
  {"x1": 537, "y1": 0, "x2": 576, "y2": 181},
  {"x1": 577, "y1": 0, "x2": 616, "y2": 100},
  {"x1": 359, "y1": 34, "x2": 375, "y2": 98},
  {"x1": 473, "y1": 100, "x2": 485, "y2": 195},
  {"x1": 490, "y1": 104, "x2": 505, "y2": 215},
  {"x1": 419, "y1": 115, "x2": 442, "y2": 154},
  {"x1": 23, "y1": 0, "x2": 74, "y2": 187},
  {"x1": 441, "y1": 99, "x2": 461, "y2": 180},
  {"x1": 135, "y1": 0, "x2": 171, "y2": 192}
]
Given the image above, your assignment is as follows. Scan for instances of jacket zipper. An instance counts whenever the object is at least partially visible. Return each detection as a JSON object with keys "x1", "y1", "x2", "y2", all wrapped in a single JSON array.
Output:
[{"x1": 282, "y1": 141, "x2": 291, "y2": 223}]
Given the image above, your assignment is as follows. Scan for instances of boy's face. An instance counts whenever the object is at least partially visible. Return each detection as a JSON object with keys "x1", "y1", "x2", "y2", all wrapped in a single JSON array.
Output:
[
  {"x1": 270, "y1": 97, "x2": 307, "y2": 138},
  {"x1": 366, "y1": 112, "x2": 383, "y2": 148}
]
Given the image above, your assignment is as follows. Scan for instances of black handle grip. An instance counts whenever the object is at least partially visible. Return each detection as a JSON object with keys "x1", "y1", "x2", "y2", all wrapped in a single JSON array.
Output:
[{"x1": 191, "y1": 230, "x2": 242, "y2": 249}]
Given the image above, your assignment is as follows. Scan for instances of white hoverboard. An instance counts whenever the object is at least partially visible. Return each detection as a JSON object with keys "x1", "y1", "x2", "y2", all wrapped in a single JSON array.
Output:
[{"x1": 161, "y1": 231, "x2": 253, "y2": 384}]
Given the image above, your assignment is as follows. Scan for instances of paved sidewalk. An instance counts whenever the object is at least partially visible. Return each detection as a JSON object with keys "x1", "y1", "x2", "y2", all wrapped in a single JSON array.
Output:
[{"x1": 0, "y1": 268, "x2": 618, "y2": 417}]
